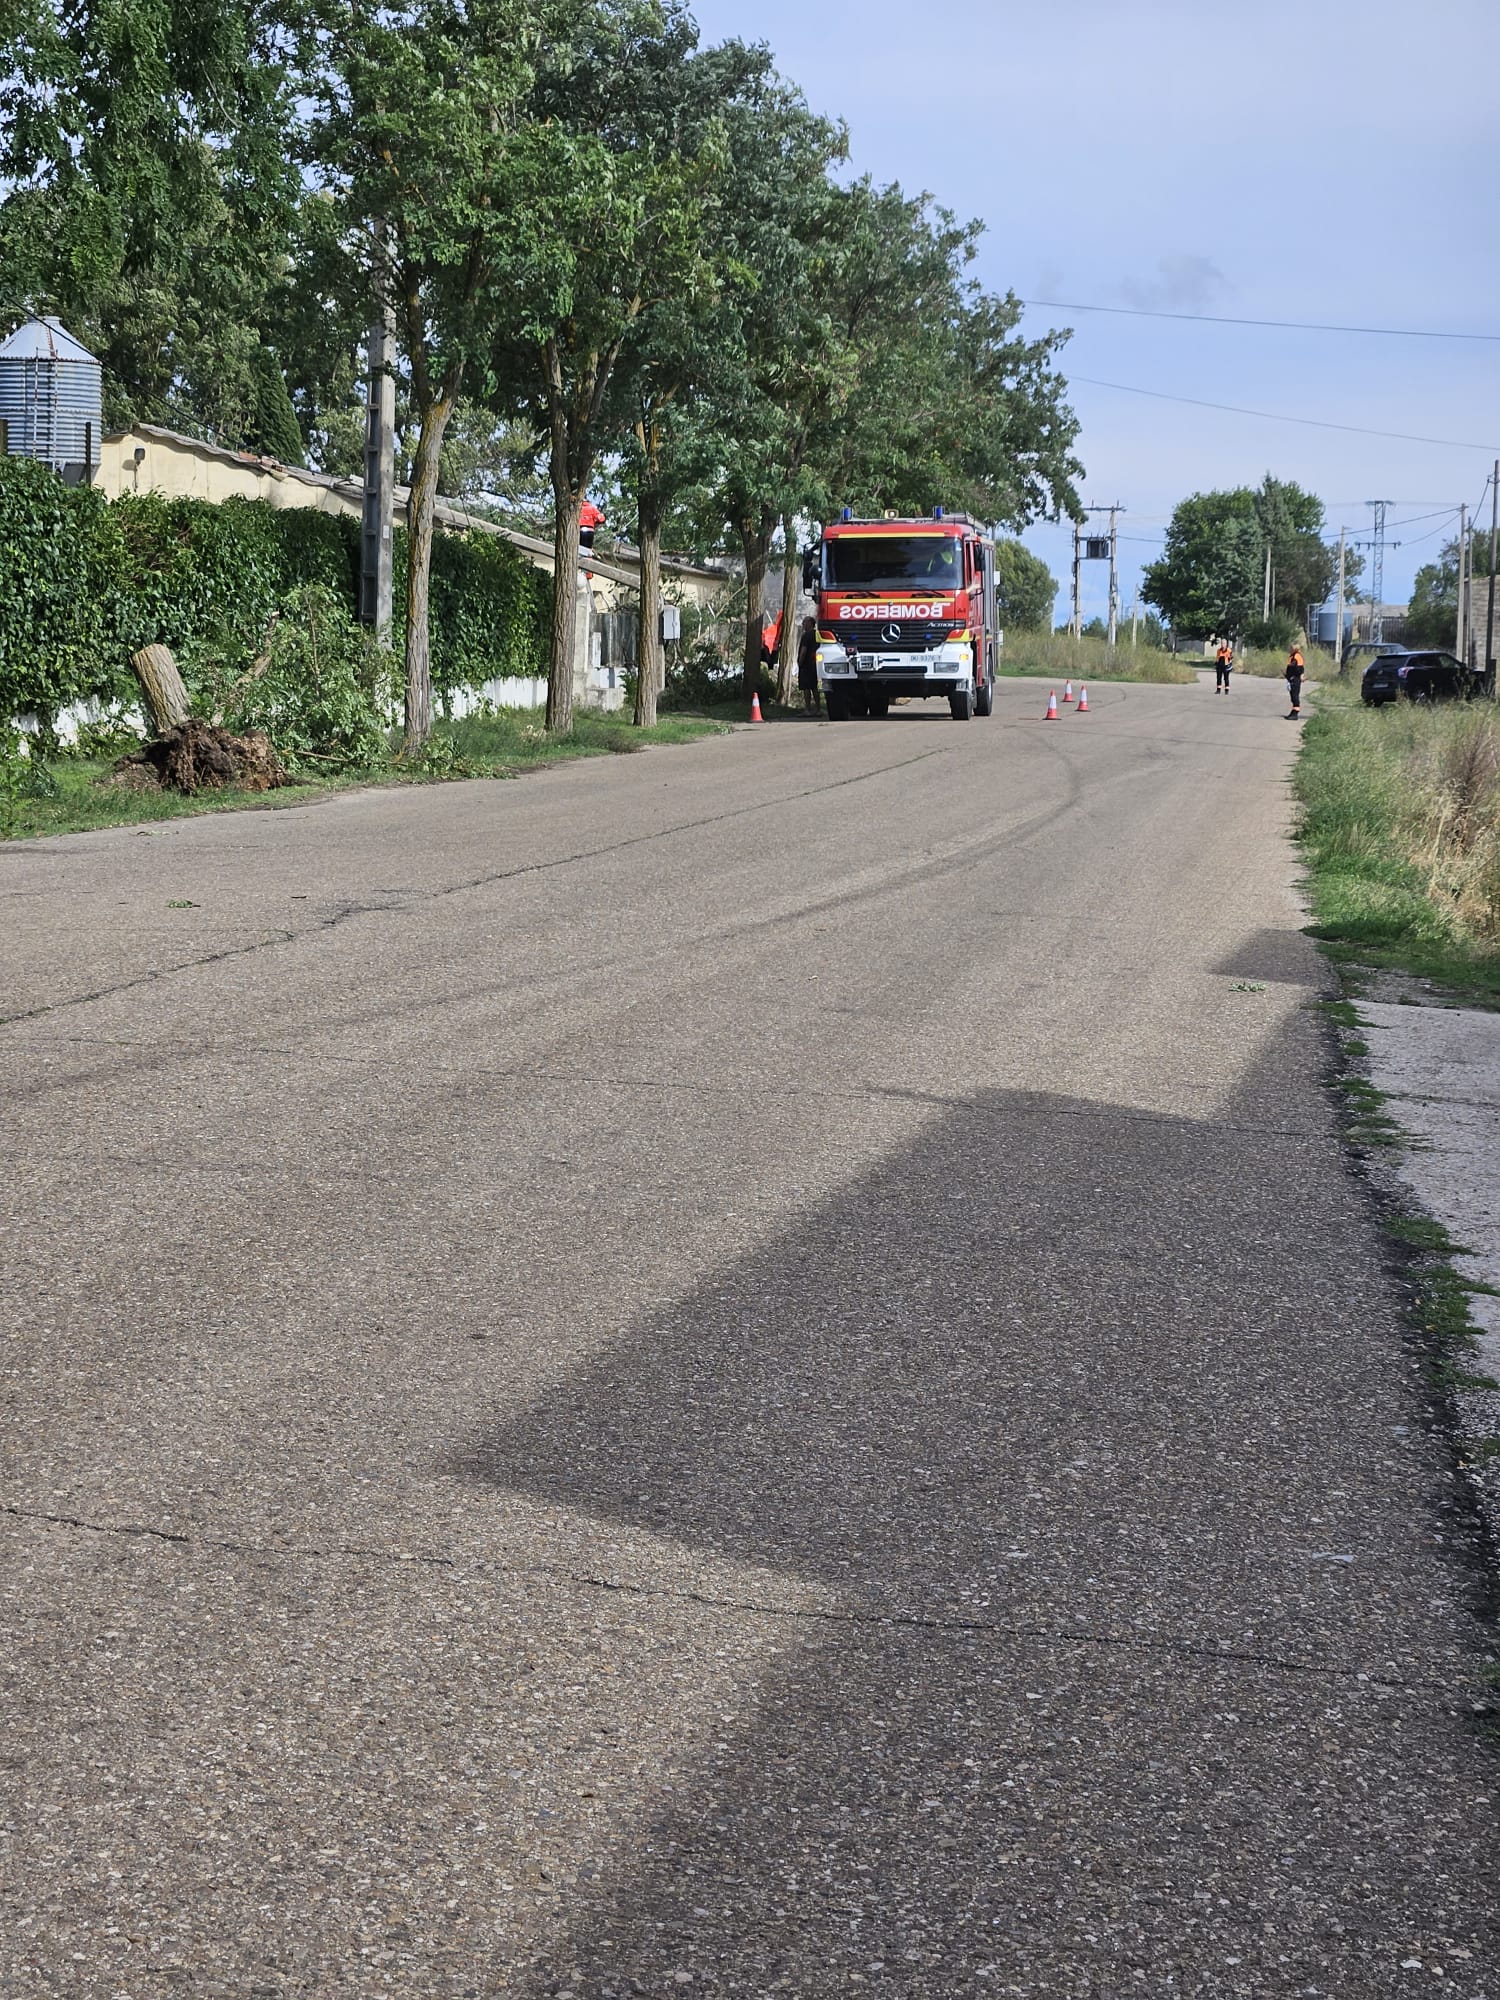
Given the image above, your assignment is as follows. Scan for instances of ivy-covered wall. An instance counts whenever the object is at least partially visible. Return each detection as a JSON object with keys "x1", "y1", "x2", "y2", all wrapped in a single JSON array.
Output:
[{"x1": 0, "y1": 456, "x2": 551, "y2": 728}]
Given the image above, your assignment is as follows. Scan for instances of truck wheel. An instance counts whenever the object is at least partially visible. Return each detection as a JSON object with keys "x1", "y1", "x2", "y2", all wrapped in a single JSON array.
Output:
[
  {"x1": 825, "y1": 687, "x2": 849, "y2": 721},
  {"x1": 974, "y1": 677, "x2": 993, "y2": 717},
  {"x1": 950, "y1": 687, "x2": 973, "y2": 721}
]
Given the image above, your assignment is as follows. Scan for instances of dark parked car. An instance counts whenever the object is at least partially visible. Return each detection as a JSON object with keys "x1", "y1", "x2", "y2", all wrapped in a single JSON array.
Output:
[{"x1": 1361, "y1": 649, "x2": 1488, "y2": 707}]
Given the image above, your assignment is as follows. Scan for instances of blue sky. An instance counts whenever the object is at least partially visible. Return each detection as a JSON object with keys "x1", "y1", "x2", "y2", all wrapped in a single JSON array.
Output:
[{"x1": 689, "y1": 0, "x2": 1499, "y2": 625}]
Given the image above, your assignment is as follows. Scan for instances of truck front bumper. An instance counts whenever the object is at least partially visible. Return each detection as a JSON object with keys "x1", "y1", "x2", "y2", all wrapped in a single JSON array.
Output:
[{"x1": 818, "y1": 641, "x2": 973, "y2": 695}]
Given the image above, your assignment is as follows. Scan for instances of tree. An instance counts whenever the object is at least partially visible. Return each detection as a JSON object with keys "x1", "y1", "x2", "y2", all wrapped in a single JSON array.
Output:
[
  {"x1": 0, "y1": 0, "x2": 304, "y2": 442},
  {"x1": 636, "y1": 58, "x2": 845, "y2": 708},
  {"x1": 248, "y1": 348, "x2": 306, "y2": 464},
  {"x1": 1406, "y1": 545, "x2": 1459, "y2": 648},
  {"x1": 1253, "y1": 474, "x2": 1342, "y2": 620},
  {"x1": 687, "y1": 174, "x2": 1081, "y2": 702},
  {"x1": 310, "y1": 0, "x2": 549, "y2": 749},
  {"x1": 994, "y1": 539, "x2": 1056, "y2": 632},
  {"x1": 482, "y1": 1, "x2": 728, "y2": 736},
  {"x1": 608, "y1": 42, "x2": 834, "y2": 723},
  {"x1": 1144, "y1": 489, "x2": 1280, "y2": 639}
]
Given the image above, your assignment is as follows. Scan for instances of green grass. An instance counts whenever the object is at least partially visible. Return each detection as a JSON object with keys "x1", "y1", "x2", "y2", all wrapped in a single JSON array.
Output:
[
  {"x1": 1, "y1": 707, "x2": 727, "y2": 842},
  {"x1": 1293, "y1": 696, "x2": 1500, "y2": 1005},
  {"x1": 995, "y1": 633, "x2": 1195, "y2": 684}
]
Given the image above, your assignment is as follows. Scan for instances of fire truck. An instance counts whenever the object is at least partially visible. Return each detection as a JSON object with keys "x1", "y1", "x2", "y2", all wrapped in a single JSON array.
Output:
[{"x1": 806, "y1": 509, "x2": 999, "y2": 721}]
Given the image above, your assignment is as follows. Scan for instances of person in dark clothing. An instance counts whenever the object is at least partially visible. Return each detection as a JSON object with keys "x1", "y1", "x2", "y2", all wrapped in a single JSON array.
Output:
[
  {"x1": 1285, "y1": 644, "x2": 1305, "y2": 718},
  {"x1": 796, "y1": 616, "x2": 820, "y2": 712},
  {"x1": 1215, "y1": 640, "x2": 1234, "y2": 693}
]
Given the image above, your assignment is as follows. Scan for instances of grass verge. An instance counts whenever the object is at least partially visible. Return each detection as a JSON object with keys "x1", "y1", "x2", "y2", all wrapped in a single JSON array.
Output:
[
  {"x1": 1, "y1": 708, "x2": 728, "y2": 842},
  {"x1": 1293, "y1": 692, "x2": 1500, "y2": 1005},
  {"x1": 995, "y1": 634, "x2": 1195, "y2": 684}
]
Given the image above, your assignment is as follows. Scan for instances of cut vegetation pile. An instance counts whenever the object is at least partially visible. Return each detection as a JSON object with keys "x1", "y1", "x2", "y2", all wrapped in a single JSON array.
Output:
[{"x1": 1296, "y1": 697, "x2": 1500, "y2": 997}]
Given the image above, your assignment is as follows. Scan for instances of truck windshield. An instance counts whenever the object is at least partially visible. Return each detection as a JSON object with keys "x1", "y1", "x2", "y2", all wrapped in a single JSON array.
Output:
[{"x1": 826, "y1": 537, "x2": 962, "y2": 590}]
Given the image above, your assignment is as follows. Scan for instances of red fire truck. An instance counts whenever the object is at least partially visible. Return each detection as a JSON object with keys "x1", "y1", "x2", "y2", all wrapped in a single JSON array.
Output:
[{"x1": 806, "y1": 509, "x2": 999, "y2": 721}]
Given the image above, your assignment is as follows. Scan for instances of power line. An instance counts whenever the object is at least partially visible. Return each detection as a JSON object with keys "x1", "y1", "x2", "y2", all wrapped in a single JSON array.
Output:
[
  {"x1": 1067, "y1": 375, "x2": 1498, "y2": 454},
  {"x1": 1025, "y1": 298, "x2": 1500, "y2": 342}
]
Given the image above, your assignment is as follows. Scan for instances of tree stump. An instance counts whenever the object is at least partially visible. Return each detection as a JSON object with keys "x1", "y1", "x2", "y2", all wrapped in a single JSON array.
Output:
[{"x1": 129, "y1": 644, "x2": 191, "y2": 736}]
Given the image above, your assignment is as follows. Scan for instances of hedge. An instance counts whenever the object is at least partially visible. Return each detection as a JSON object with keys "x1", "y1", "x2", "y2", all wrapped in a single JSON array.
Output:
[{"x1": 0, "y1": 456, "x2": 552, "y2": 730}]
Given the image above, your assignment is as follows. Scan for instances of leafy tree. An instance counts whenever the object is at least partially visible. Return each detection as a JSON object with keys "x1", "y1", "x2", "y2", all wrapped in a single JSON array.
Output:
[
  {"x1": 248, "y1": 348, "x2": 306, "y2": 464},
  {"x1": 1144, "y1": 490, "x2": 1279, "y2": 639},
  {"x1": 607, "y1": 40, "x2": 830, "y2": 724},
  {"x1": 484, "y1": 1, "x2": 735, "y2": 735},
  {"x1": 1406, "y1": 547, "x2": 1459, "y2": 648},
  {"x1": 1404, "y1": 531, "x2": 1500, "y2": 650},
  {"x1": 0, "y1": 0, "x2": 304, "y2": 442},
  {"x1": 309, "y1": 0, "x2": 550, "y2": 748},
  {"x1": 1253, "y1": 474, "x2": 1343, "y2": 620},
  {"x1": 1145, "y1": 480, "x2": 1354, "y2": 640},
  {"x1": 994, "y1": 539, "x2": 1056, "y2": 632}
]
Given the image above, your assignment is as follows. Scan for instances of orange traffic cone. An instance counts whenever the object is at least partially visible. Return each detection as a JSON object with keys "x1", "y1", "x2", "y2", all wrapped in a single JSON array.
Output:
[
  {"x1": 750, "y1": 692, "x2": 764, "y2": 722},
  {"x1": 1044, "y1": 690, "x2": 1059, "y2": 720},
  {"x1": 1063, "y1": 679, "x2": 1074, "y2": 703},
  {"x1": 1077, "y1": 685, "x2": 1089, "y2": 712}
]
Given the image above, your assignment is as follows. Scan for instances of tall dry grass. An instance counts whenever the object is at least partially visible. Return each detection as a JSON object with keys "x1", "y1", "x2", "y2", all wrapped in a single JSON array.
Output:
[
  {"x1": 1297, "y1": 696, "x2": 1500, "y2": 990},
  {"x1": 998, "y1": 633, "x2": 1195, "y2": 684}
]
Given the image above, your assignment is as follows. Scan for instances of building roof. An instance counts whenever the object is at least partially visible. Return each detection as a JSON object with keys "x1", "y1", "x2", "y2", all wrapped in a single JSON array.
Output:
[
  {"x1": 0, "y1": 316, "x2": 98, "y2": 364},
  {"x1": 107, "y1": 422, "x2": 726, "y2": 588}
]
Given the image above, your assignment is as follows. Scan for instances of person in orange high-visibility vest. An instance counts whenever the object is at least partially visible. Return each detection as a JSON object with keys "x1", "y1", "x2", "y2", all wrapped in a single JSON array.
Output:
[
  {"x1": 1285, "y1": 644, "x2": 1306, "y2": 719},
  {"x1": 1215, "y1": 640, "x2": 1234, "y2": 694}
]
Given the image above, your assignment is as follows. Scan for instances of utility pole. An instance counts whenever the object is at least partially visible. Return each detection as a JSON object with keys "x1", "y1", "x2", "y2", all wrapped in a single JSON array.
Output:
[
  {"x1": 1107, "y1": 504, "x2": 1120, "y2": 648},
  {"x1": 1130, "y1": 592, "x2": 1139, "y2": 648},
  {"x1": 1457, "y1": 503, "x2": 1468, "y2": 666},
  {"x1": 359, "y1": 223, "x2": 396, "y2": 647},
  {"x1": 1333, "y1": 529, "x2": 1346, "y2": 674},
  {"x1": 1071, "y1": 520, "x2": 1082, "y2": 640},
  {"x1": 1486, "y1": 460, "x2": 1498, "y2": 689},
  {"x1": 1262, "y1": 542, "x2": 1273, "y2": 622}
]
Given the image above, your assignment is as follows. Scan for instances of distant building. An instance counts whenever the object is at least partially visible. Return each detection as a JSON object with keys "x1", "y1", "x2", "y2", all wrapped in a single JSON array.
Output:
[{"x1": 1469, "y1": 577, "x2": 1499, "y2": 669}]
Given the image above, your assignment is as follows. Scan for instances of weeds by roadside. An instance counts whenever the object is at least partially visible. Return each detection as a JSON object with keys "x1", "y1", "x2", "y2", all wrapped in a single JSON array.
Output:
[
  {"x1": 1294, "y1": 696, "x2": 1500, "y2": 1004},
  {"x1": 0, "y1": 708, "x2": 727, "y2": 842},
  {"x1": 995, "y1": 634, "x2": 1195, "y2": 684}
]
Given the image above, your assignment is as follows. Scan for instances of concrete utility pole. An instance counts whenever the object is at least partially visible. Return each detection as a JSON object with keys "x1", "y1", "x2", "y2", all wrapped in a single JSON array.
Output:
[
  {"x1": 1071, "y1": 521, "x2": 1082, "y2": 640},
  {"x1": 359, "y1": 225, "x2": 396, "y2": 647},
  {"x1": 1262, "y1": 543, "x2": 1273, "y2": 622},
  {"x1": 1333, "y1": 529, "x2": 1346, "y2": 674},
  {"x1": 1457, "y1": 504, "x2": 1468, "y2": 665},
  {"x1": 1107, "y1": 505, "x2": 1120, "y2": 648},
  {"x1": 1130, "y1": 593, "x2": 1139, "y2": 648},
  {"x1": 1486, "y1": 461, "x2": 1498, "y2": 688}
]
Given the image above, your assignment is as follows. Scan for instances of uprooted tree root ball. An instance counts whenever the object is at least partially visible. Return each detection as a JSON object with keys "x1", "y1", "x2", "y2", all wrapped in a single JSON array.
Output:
[{"x1": 107, "y1": 721, "x2": 289, "y2": 796}]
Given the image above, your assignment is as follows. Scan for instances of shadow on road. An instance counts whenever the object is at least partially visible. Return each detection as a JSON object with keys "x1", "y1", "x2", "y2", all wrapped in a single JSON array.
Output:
[{"x1": 453, "y1": 1054, "x2": 1498, "y2": 1993}]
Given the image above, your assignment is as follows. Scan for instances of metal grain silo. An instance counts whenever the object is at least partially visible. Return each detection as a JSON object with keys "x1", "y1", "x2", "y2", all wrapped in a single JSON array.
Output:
[{"x1": 0, "y1": 316, "x2": 105, "y2": 481}]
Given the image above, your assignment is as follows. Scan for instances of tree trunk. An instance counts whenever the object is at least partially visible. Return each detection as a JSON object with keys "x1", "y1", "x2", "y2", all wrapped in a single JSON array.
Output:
[
  {"x1": 404, "y1": 390, "x2": 457, "y2": 753},
  {"x1": 547, "y1": 482, "x2": 584, "y2": 737},
  {"x1": 633, "y1": 484, "x2": 664, "y2": 728},
  {"x1": 776, "y1": 513, "x2": 798, "y2": 706},
  {"x1": 129, "y1": 645, "x2": 191, "y2": 736},
  {"x1": 740, "y1": 512, "x2": 773, "y2": 695}
]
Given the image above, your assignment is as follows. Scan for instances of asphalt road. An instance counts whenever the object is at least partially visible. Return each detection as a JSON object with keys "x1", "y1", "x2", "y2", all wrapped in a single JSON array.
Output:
[{"x1": 3, "y1": 672, "x2": 1497, "y2": 1998}]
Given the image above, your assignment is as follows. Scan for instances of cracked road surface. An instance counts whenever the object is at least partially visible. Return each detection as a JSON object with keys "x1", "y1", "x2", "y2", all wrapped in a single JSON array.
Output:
[{"x1": 3, "y1": 675, "x2": 1497, "y2": 1998}]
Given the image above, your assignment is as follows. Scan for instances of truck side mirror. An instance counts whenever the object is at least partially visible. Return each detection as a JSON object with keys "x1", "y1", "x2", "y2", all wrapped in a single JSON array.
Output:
[{"x1": 801, "y1": 550, "x2": 818, "y2": 591}]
